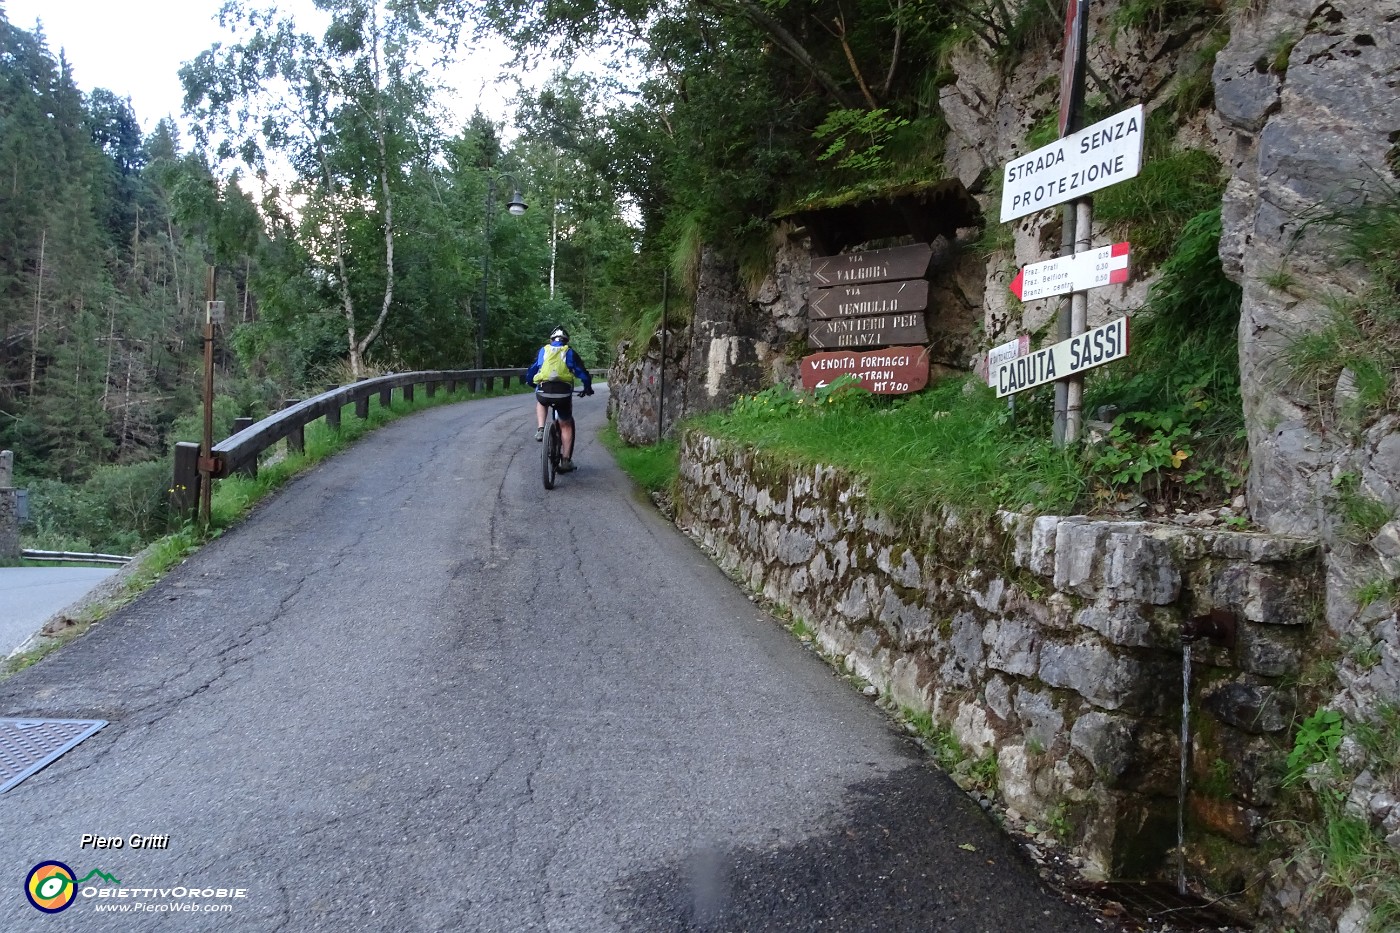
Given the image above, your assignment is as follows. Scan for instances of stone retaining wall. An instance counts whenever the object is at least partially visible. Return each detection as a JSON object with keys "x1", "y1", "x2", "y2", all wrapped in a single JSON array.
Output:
[{"x1": 677, "y1": 432, "x2": 1323, "y2": 886}]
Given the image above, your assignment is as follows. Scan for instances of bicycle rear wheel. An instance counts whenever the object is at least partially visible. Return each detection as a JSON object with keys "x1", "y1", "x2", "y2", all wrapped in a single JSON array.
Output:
[{"x1": 542, "y1": 421, "x2": 559, "y2": 489}]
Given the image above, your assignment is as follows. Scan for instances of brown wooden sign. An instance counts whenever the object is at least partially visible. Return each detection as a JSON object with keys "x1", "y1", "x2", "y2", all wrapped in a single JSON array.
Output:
[
  {"x1": 808, "y1": 312, "x2": 927, "y2": 350},
  {"x1": 811, "y1": 243, "x2": 933, "y2": 287},
  {"x1": 810, "y1": 279, "x2": 929, "y2": 319},
  {"x1": 800, "y1": 346, "x2": 930, "y2": 394}
]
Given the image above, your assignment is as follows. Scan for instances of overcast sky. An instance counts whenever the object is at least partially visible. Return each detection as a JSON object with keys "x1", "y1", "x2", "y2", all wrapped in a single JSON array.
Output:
[{"x1": 3, "y1": 0, "x2": 518, "y2": 133}]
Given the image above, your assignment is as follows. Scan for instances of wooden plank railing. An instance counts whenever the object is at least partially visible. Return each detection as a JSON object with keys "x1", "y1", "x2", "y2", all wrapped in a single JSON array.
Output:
[{"x1": 171, "y1": 368, "x2": 523, "y2": 516}]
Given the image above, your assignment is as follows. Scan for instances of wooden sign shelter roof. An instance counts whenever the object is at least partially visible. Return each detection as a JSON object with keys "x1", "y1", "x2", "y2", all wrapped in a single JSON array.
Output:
[{"x1": 779, "y1": 179, "x2": 982, "y2": 255}]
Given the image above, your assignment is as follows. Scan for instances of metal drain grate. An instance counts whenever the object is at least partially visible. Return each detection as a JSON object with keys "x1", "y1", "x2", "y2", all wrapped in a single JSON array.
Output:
[
  {"x1": 1071, "y1": 881, "x2": 1249, "y2": 929},
  {"x1": 0, "y1": 718, "x2": 107, "y2": 794}
]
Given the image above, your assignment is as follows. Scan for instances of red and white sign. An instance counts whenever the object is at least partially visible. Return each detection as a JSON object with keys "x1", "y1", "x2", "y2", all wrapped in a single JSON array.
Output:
[{"x1": 1010, "y1": 242, "x2": 1130, "y2": 302}]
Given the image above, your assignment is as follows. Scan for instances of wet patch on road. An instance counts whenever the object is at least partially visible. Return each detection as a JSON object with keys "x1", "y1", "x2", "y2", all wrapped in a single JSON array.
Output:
[{"x1": 608, "y1": 764, "x2": 1108, "y2": 933}]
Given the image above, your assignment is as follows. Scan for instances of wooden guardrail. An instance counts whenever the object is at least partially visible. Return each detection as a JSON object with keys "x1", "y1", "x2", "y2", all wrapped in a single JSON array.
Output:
[{"x1": 171, "y1": 368, "x2": 524, "y2": 515}]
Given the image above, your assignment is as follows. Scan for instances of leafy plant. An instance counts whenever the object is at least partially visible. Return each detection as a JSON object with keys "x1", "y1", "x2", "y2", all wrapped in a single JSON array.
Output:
[
  {"x1": 813, "y1": 108, "x2": 912, "y2": 173},
  {"x1": 1284, "y1": 708, "x2": 1344, "y2": 785},
  {"x1": 1086, "y1": 207, "x2": 1245, "y2": 502},
  {"x1": 1044, "y1": 803, "x2": 1073, "y2": 841},
  {"x1": 969, "y1": 751, "x2": 999, "y2": 789},
  {"x1": 1198, "y1": 758, "x2": 1234, "y2": 799},
  {"x1": 1091, "y1": 406, "x2": 1196, "y2": 485}
]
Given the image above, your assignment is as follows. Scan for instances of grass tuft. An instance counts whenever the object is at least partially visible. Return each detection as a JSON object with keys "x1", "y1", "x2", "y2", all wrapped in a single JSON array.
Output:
[{"x1": 599, "y1": 424, "x2": 680, "y2": 494}]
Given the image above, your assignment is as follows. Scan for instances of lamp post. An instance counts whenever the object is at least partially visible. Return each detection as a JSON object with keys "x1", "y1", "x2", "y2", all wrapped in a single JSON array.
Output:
[{"x1": 477, "y1": 172, "x2": 528, "y2": 369}]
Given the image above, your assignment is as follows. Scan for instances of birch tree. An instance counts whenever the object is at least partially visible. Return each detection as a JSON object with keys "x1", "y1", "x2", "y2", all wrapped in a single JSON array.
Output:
[{"x1": 182, "y1": 0, "x2": 440, "y2": 377}]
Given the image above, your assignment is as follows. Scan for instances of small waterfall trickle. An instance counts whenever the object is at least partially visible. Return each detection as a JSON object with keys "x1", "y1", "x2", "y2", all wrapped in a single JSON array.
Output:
[{"x1": 1177, "y1": 643, "x2": 1193, "y2": 896}]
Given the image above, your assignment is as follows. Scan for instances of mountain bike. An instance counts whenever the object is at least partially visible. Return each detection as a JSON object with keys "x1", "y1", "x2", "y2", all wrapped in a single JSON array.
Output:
[{"x1": 541, "y1": 388, "x2": 588, "y2": 490}]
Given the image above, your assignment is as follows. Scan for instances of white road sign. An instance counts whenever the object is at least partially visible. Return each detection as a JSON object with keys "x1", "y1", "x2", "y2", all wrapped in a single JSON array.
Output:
[
  {"x1": 1000, "y1": 105, "x2": 1145, "y2": 223},
  {"x1": 993, "y1": 316, "x2": 1130, "y2": 398},
  {"x1": 1010, "y1": 242, "x2": 1130, "y2": 302},
  {"x1": 985, "y1": 334, "x2": 1029, "y2": 386}
]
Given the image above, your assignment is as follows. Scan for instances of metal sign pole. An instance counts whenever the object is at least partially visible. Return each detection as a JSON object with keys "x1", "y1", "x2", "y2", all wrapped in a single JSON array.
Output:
[
  {"x1": 1066, "y1": 199, "x2": 1094, "y2": 442},
  {"x1": 1057, "y1": 0, "x2": 1090, "y2": 446},
  {"x1": 1053, "y1": 208, "x2": 1076, "y2": 445}
]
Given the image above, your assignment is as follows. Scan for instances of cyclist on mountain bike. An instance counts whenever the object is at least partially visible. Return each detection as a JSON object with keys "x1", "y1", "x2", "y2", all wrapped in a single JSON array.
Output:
[{"x1": 526, "y1": 327, "x2": 593, "y2": 472}]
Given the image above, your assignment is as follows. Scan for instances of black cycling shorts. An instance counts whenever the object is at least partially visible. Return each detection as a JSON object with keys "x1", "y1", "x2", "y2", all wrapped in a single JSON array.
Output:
[{"x1": 535, "y1": 380, "x2": 574, "y2": 421}]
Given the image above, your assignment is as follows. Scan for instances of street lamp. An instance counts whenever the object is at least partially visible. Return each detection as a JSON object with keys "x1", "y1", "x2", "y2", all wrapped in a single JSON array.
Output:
[{"x1": 477, "y1": 172, "x2": 528, "y2": 369}]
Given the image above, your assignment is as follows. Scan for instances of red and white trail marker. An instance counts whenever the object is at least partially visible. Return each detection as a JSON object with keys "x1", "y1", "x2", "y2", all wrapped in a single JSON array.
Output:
[{"x1": 1009, "y1": 242, "x2": 1130, "y2": 302}]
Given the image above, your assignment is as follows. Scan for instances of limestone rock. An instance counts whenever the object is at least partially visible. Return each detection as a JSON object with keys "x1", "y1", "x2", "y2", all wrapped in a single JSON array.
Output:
[
  {"x1": 1203, "y1": 683, "x2": 1290, "y2": 734},
  {"x1": 1038, "y1": 637, "x2": 1149, "y2": 711},
  {"x1": 1070, "y1": 712, "x2": 1136, "y2": 786}
]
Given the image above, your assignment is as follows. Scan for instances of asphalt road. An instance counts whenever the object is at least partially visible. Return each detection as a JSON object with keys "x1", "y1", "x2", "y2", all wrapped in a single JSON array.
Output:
[
  {"x1": 0, "y1": 566, "x2": 120, "y2": 655},
  {"x1": 0, "y1": 388, "x2": 1106, "y2": 932}
]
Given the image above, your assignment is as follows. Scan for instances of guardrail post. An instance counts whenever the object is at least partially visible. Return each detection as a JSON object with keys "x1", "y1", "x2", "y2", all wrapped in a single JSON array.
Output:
[
  {"x1": 426, "y1": 381, "x2": 437, "y2": 398},
  {"x1": 231, "y1": 417, "x2": 256, "y2": 478},
  {"x1": 379, "y1": 385, "x2": 392, "y2": 408},
  {"x1": 172, "y1": 442, "x2": 200, "y2": 516},
  {"x1": 327, "y1": 403, "x2": 342, "y2": 431},
  {"x1": 355, "y1": 396, "x2": 369, "y2": 420},
  {"x1": 283, "y1": 399, "x2": 304, "y2": 455},
  {"x1": 404, "y1": 384, "x2": 415, "y2": 403},
  {"x1": 473, "y1": 375, "x2": 484, "y2": 393}
]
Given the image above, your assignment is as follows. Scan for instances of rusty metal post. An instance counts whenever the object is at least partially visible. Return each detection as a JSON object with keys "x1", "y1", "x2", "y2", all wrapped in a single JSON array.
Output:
[{"x1": 199, "y1": 268, "x2": 215, "y2": 528}]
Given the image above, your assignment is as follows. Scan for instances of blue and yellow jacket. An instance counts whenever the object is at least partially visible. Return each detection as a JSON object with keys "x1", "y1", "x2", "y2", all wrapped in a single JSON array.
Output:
[{"x1": 526, "y1": 340, "x2": 592, "y2": 391}]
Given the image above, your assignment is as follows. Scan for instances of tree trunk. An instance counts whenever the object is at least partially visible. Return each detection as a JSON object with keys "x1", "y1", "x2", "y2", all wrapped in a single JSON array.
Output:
[
  {"x1": 354, "y1": 5, "x2": 396, "y2": 366},
  {"x1": 28, "y1": 229, "x2": 46, "y2": 392},
  {"x1": 102, "y1": 301, "x2": 116, "y2": 409}
]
